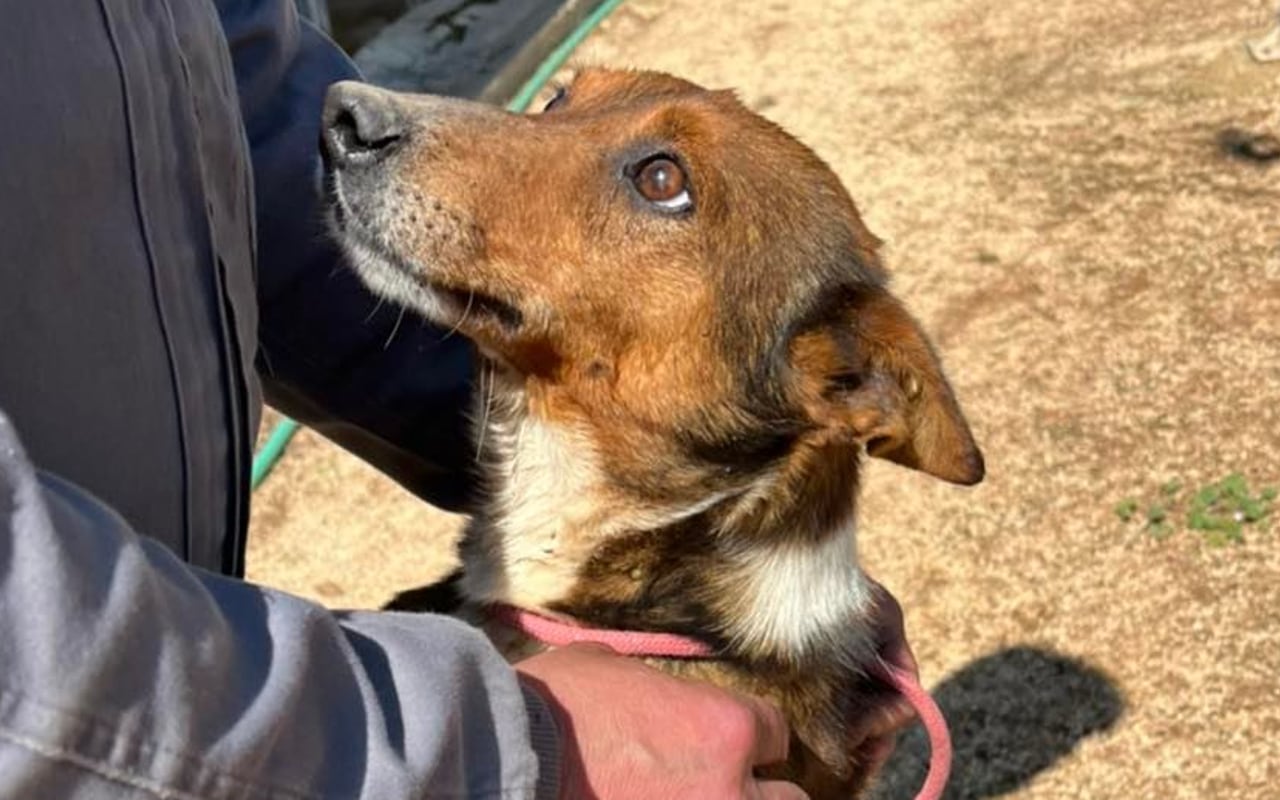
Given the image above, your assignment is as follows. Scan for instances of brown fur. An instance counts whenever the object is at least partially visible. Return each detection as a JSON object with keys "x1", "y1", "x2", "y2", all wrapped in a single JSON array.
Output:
[{"x1": 323, "y1": 68, "x2": 983, "y2": 798}]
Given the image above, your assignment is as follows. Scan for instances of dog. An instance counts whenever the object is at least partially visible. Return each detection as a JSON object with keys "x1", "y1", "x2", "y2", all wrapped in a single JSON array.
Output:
[{"x1": 320, "y1": 67, "x2": 983, "y2": 798}]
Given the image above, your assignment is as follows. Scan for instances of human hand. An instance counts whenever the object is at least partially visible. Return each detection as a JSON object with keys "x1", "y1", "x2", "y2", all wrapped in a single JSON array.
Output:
[
  {"x1": 516, "y1": 643, "x2": 808, "y2": 800},
  {"x1": 851, "y1": 579, "x2": 919, "y2": 778}
]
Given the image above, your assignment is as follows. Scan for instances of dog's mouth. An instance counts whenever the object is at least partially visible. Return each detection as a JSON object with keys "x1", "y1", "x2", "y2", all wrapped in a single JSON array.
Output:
[
  {"x1": 326, "y1": 179, "x2": 524, "y2": 332},
  {"x1": 430, "y1": 283, "x2": 525, "y2": 330}
]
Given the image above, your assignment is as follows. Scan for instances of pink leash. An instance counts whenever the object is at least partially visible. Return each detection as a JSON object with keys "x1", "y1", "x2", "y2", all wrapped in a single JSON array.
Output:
[
  {"x1": 490, "y1": 603, "x2": 952, "y2": 800},
  {"x1": 874, "y1": 660, "x2": 952, "y2": 800}
]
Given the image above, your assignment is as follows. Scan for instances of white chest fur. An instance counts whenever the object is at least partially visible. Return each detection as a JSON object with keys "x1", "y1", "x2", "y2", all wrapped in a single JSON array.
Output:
[
  {"x1": 721, "y1": 523, "x2": 873, "y2": 659},
  {"x1": 462, "y1": 413, "x2": 604, "y2": 606},
  {"x1": 462, "y1": 411, "x2": 743, "y2": 608},
  {"x1": 463, "y1": 408, "x2": 873, "y2": 663}
]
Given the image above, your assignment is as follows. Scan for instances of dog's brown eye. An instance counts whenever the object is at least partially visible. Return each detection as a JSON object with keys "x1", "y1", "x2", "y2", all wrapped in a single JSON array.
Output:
[{"x1": 633, "y1": 157, "x2": 691, "y2": 211}]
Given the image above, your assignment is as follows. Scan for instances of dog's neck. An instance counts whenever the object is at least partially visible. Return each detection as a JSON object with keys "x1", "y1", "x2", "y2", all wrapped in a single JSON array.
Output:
[{"x1": 458, "y1": 379, "x2": 875, "y2": 667}]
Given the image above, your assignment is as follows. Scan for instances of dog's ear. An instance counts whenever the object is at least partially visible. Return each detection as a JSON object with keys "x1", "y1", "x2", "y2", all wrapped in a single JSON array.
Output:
[{"x1": 791, "y1": 286, "x2": 984, "y2": 485}]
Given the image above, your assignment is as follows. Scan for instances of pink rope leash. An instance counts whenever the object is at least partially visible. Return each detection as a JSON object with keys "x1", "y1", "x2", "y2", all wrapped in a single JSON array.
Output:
[
  {"x1": 489, "y1": 603, "x2": 951, "y2": 800},
  {"x1": 873, "y1": 661, "x2": 952, "y2": 800},
  {"x1": 490, "y1": 603, "x2": 716, "y2": 658}
]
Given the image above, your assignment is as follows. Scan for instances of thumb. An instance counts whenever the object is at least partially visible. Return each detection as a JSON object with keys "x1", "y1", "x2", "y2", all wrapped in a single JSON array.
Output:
[{"x1": 554, "y1": 641, "x2": 619, "y2": 656}]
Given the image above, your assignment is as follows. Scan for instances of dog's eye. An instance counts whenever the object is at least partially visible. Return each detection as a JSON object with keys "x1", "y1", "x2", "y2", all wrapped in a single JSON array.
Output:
[
  {"x1": 632, "y1": 156, "x2": 692, "y2": 212},
  {"x1": 542, "y1": 85, "x2": 568, "y2": 113}
]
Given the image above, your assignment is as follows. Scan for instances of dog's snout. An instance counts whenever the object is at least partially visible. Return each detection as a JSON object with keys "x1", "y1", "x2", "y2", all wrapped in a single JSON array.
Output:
[{"x1": 323, "y1": 82, "x2": 405, "y2": 168}]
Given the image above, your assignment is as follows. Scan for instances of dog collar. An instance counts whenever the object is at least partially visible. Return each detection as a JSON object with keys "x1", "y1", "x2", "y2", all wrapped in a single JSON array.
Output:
[{"x1": 488, "y1": 603, "x2": 952, "y2": 800}]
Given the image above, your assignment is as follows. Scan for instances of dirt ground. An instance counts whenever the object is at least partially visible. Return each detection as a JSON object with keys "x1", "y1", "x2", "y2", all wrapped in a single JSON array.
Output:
[{"x1": 248, "y1": 1, "x2": 1280, "y2": 797}]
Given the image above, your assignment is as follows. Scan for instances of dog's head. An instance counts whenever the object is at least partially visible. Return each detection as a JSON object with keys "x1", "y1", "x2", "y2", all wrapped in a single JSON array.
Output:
[{"x1": 322, "y1": 68, "x2": 981, "y2": 530}]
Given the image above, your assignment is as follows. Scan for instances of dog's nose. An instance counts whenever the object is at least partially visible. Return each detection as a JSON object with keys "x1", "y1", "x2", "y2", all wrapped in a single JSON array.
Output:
[{"x1": 322, "y1": 82, "x2": 406, "y2": 168}]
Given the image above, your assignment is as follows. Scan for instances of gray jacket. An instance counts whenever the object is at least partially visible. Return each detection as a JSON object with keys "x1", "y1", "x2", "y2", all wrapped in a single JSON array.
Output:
[{"x1": 0, "y1": 0, "x2": 558, "y2": 797}]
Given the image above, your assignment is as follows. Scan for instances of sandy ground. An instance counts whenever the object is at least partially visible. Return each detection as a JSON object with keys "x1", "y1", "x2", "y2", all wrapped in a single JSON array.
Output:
[{"x1": 248, "y1": 1, "x2": 1280, "y2": 797}]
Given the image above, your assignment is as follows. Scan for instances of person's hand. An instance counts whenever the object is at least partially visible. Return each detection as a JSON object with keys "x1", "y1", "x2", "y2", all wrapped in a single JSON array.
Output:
[
  {"x1": 516, "y1": 643, "x2": 808, "y2": 800},
  {"x1": 851, "y1": 579, "x2": 919, "y2": 778}
]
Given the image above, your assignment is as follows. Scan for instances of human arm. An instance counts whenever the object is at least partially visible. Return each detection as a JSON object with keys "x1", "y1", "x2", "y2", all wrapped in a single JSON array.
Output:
[
  {"x1": 214, "y1": 0, "x2": 477, "y2": 512},
  {"x1": 0, "y1": 410, "x2": 555, "y2": 799}
]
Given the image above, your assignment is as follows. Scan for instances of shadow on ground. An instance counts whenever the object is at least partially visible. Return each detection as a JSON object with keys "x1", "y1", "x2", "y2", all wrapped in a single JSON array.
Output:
[{"x1": 869, "y1": 647, "x2": 1124, "y2": 800}]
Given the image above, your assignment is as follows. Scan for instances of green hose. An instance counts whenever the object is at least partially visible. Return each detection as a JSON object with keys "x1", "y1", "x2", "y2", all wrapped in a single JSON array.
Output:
[
  {"x1": 251, "y1": 417, "x2": 300, "y2": 490},
  {"x1": 251, "y1": 0, "x2": 625, "y2": 490},
  {"x1": 507, "y1": 0, "x2": 627, "y2": 113}
]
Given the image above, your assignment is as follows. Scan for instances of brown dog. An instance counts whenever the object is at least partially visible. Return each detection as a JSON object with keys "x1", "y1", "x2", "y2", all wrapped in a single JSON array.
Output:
[{"x1": 321, "y1": 68, "x2": 983, "y2": 798}]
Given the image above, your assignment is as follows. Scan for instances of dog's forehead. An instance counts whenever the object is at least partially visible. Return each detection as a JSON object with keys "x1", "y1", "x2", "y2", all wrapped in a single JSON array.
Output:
[
  {"x1": 564, "y1": 67, "x2": 713, "y2": 106},
  {"x1": 552, "y1": 70, "x2": 869, "y2": 238},
  {"x1": 529, "y1": 69, "x2": 887, "y2": 333},
  {"x1": 558, "y1": 69, "x2": 793, "y2": 150}
]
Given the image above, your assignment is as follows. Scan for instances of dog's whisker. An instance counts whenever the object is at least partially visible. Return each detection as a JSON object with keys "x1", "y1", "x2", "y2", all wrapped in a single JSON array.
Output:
[
  {"x1": 363, "y1": 295, "x2": 387, "y2": 324},
  {"x1": 475, "y1": 361, "x2": 495, "y2": 462},
  {"x1": 443, "y1": 290, "x2": 475, "y2": 341},
  {"x1": 383, "y1": 305, "x2": 406, "y2": 349}
]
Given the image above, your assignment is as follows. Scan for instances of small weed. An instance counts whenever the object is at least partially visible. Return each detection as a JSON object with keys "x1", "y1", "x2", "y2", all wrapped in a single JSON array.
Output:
[
  {"x1": 1117, "y1": 473, "x2": 1275, "y2": 546},
  {"x1": 1114, "y1": 498, "x2": 1139, "y2": 522}
]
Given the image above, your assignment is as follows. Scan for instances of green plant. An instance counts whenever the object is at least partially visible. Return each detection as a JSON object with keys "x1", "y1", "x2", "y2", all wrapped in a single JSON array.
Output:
[
  {"x1": 1145, "y1": 502, "x2": 1173, "y2": 539},
  {"x1": 1117, "y1": 473, "x2": 1276, "y2": 546},
  {"x1": 1114, "y1": 498, "x2": 1139, "y2": 522}
]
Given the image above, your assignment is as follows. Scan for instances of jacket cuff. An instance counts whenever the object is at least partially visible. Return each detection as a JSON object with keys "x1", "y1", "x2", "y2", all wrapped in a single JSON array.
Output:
[{"x1": 521, "y1": 682, "x2": 563, "y2": 800}]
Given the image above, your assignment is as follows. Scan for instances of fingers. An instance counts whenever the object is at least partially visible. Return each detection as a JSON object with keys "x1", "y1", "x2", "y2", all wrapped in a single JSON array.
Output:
[
  {"x1": 865, "y1": 578, "x2": 918, "y2": 678},
  {"x1": 738, "y1": 692, "x2": 791, "y2": 767},
  {"x1": 856, "y1": 734, "x2": 899, "y2": 783},
  {"x1": 753, "y1": 780, "x2": 810, "y2": 800},
  {"x1": 556, "y1": 641, "x2": 618, "y2": 656}
]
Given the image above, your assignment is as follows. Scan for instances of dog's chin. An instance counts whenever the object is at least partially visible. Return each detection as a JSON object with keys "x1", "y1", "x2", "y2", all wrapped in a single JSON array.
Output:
[
  {"x1": 335, "y1": 229, "x2": 454, "y2": 324},
  {"x1": 328, "y1": 213, "x2": 526, "y2": 340},
  {"x1": 322, "y1": 170, "x2": 439, "y2": 319},
  {"x1": 324, "y1": 173, "x2": 525, "y2": 348}
]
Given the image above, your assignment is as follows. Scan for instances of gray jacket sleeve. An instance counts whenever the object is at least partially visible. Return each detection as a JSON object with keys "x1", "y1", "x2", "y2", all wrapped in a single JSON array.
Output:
[{"x1": 0, "y1": 410, "x2": 560, "y2": 800}]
